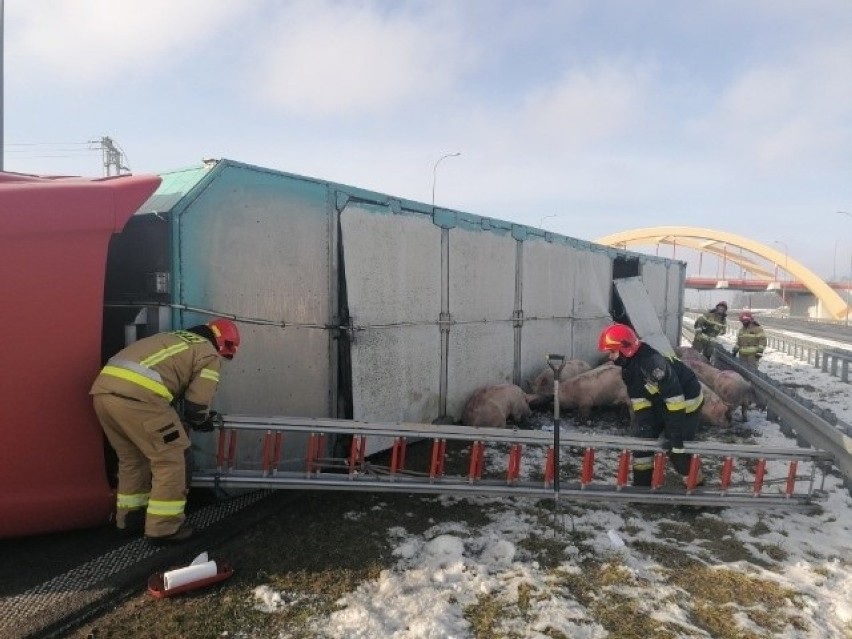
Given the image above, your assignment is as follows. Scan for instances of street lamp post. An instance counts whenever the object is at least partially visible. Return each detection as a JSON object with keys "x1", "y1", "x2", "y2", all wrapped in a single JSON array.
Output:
[
  {"x1": 773, "y1": 240, "x2": 789, "y2": 312},
  {"x1": 432, "y1": 152, "x2": 461, "y2": 210}
]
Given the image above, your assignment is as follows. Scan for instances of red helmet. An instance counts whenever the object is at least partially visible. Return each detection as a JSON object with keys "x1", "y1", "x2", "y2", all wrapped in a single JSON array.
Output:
[
  {"x1": 598, "y1": 323, "x2": 641, "y2": 357},
  {"x1": 739, "y1": 311, "x2": 754, "y2": 323},
  {"x1": 208, "y1": 318, "x2": 240, "y2": 359}
]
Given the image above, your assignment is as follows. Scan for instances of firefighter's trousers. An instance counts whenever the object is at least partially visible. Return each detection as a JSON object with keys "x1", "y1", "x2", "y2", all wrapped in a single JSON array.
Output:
[
  {"x1": 93, "y1": 393, "x2": 190, "y2": 537},
  {"x1": 738, "y1": 354, "x2": 760, "y2": 371},
  {"x1": 630, "y1": 406, "x2": 700, "y2": 486}
]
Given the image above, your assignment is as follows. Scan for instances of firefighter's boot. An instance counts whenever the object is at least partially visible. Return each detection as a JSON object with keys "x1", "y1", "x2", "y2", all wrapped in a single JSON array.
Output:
[
  {"x1": 117, "y1": 509, "x2": 145, "y2": 538},
  {"x1": 146, "y1": 523, "x2": 194, "y2": 546}
]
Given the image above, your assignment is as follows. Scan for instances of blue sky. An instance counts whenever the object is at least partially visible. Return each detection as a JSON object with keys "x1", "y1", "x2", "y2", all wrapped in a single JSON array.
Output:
[{"x1": 5, "y1": 0, "x2": 852, "y2": 280}]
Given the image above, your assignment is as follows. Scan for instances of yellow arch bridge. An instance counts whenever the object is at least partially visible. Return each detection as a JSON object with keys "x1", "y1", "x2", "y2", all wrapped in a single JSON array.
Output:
[{"x1": 595, "y1": 226, "x2": 852, "y2": 321}]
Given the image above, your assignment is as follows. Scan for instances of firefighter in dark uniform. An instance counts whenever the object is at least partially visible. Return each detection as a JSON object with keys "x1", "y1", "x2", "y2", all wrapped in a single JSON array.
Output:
[
  {"x1": 90, "y1": 318, "x2": 240, "y2": 543},
  {"x1": 599, "y1": 323, "x2": 704, "y2": 486}
]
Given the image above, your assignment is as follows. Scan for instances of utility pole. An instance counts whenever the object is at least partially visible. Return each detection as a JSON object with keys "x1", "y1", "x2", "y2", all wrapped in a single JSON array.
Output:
[{"x1": 93, "y1": 136, "x2": 130, "y2": 176}]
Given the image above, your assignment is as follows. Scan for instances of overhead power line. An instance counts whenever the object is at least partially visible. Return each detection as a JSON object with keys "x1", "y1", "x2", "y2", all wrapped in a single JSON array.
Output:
[{"x1": 4, "y1": 137, "x2": 131, "y2": 176}]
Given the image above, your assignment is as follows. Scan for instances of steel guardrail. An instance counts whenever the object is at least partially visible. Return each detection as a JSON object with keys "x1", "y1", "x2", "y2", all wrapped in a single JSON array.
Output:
[{"x1": 711, "y1": 347, "x2": 852, "y2": 491}]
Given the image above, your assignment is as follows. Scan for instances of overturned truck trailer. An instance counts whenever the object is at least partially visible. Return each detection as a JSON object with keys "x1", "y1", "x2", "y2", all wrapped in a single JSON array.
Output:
[{"x1": 105, "y1": 159, "x2": 685, "y2": 469}]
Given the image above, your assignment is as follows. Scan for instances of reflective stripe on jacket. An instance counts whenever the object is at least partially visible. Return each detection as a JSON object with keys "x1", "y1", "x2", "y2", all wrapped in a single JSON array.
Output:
[
  {"x1": 694, "y1": 310, "x2": 727, "y2": 338},
  {"x1": 91, "y1": 330, "x2": 221, "y2": 407},
  {"x1": 622, "y1": 344, "x2": 703, "y2": 418},
  {"x1": 737, "y1": 324, "x2": 767, "y2": 356}
]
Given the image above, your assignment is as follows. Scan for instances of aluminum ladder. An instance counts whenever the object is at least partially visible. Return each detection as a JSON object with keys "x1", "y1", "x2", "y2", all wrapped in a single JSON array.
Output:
[{"x1": 190, "y1": 416, "x2": 833, "y2": 510}]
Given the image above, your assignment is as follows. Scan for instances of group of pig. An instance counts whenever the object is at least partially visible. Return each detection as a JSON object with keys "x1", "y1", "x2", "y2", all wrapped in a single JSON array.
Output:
[{"x1": 460, "y1": 347, "x2": 754, "y2": 431}]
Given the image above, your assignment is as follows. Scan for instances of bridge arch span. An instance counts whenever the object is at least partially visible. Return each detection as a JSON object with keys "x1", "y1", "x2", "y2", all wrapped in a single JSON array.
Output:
[{"x1": 595, "y1": 226, "x2": 850, "y2": 320}]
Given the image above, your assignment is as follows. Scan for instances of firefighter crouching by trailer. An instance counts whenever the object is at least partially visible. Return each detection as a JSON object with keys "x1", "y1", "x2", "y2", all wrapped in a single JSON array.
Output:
[
  {"x1": 599, "y1": 324, "x2": 704, "y2": 487},
  {"x1": 692, "y1": 301, "x2": 728, "y2": 360},
  {"x1": 732, "y1": 311, "x2": 766, "y2": 371},
  {"x1": 90, "y1": 319, "x2": 240, "y2": 544}
]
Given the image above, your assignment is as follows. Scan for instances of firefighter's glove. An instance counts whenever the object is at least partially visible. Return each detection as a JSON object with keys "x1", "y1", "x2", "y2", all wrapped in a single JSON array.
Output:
[
  {"x1": 194, "y1": 411, "x2": 223, "y2": 432},
  {"x1": 731, "y1": 346, "x2": 739, "y2": 356}
]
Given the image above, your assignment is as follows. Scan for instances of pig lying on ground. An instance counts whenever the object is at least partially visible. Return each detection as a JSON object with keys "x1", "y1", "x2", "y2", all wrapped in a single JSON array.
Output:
[
  {"x1": 528, "y1": 359, "x2": 592, "y2": 395},
  {"x1": 550, "y1": 363, "x2": 631, "y2": 424},
  {"x1": 461, "y1": 384, "x2": 532, "y2": 428}
]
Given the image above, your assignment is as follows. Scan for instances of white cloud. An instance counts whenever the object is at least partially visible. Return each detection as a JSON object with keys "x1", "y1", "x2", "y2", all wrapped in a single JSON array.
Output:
[
  {"x1": 246, "y1": 1, "x2": 478, "y2": 117},
  {"x1": 517, "y1": 62, "x2": 652, "y2": 150},
  {"x1": 698, "y1": 38, "x2": 852, "y2": 170},
  {"x1": 7, "y1": 0, "x2": 243, "y2": 87}
]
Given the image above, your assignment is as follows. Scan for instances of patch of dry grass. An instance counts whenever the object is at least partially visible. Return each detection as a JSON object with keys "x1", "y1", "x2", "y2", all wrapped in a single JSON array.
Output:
[{"x1": 71, "y1": 441, "x2": 827, "y2": 639}]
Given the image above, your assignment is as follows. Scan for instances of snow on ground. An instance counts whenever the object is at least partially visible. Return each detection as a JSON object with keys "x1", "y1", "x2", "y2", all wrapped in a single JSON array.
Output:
[{"x1": 252, "y1": 337, "x2": 852, "y2": 639}]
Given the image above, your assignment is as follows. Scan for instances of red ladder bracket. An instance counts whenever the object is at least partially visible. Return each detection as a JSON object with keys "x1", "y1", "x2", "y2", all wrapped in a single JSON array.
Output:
[
  {"x1": 651, "y1": 452, "x2": 667, "y2": 490},
  {"x1": 468, "y1": 441, "x2": 485, "y2": 483},
  {"x1": 720, "y1": 456, "x2": 734, "y2": 494},
  {"x1": 271, "y1": 432, "x2": 283, "y2": 476},
  {"x1": 390, "y1": 437, "x2": 408, "y2": 477},
  {"x1": 348, "y1": 435, "x2": 365, "y2": 477},
  {"x1": 261, "y1": 430, "x2": 273, "y2": 477},
  {"x1": 616, "y1": 450, "x2": 631, "y2": 490},
  {"x1": 580, "y1": 448, "x2": 595, "y2": 488},
  {"x1": 226, "y1": 429, "x2": 238, "y2": 472},
  {"x1": 429, "y1": 438, "x2": 446, "y2": 481},
  {"x1": 685, "y1": 454, "x2": 702, "y2": 493},
  {"x1": 753, "y1": 458, "x2": 767, "y2": 495},
  {"x1": 785, "y1": 460, "x2": 798, "y2": 497},
  {"x1": 507, "y1": 444, "x2": 523, "y2": 484},
  {"x1": 305, "y1": 433, "x2": 325, "y2": 477},
  {"x1": 544, "y1": 447, "x2": 555, "y2": 488}
]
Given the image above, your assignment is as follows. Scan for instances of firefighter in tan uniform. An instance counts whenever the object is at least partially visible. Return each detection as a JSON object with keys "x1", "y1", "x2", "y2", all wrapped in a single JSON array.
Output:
[
  {"x1": 732, "y1": 311, "x2": 766, "y2": 370},
  {"x1": 90, "y1": 318, "x2": 240, "y2": 544},
  {"x1": 692, "y1": 301, "x2": 728, "y2": 360}
]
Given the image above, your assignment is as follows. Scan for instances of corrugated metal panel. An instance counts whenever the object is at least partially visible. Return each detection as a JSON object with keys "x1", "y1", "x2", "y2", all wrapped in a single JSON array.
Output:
[
  {"x1": 446, "y1": 226, "x2": 516, "y2": 416},
  {"x1": 614, "y1": 276, "x2": 675, "y2": 356},
  {"x1": 520, "y1": 238, "x2": 612, "y2": 385},
  {"x1": 341, "y1": 203, "x2": 442, "y2": 417},
  {"x1": 173, "y1": 165, "x2": 333, "y2": 469}
]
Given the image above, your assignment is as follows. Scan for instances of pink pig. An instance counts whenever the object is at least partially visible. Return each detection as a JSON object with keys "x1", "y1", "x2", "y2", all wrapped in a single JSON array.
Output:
[
  {"x1": 462, "y1": 384, "x2": 533, "y2": 428},
  {"x1": 555, "y1": 363, "x2": 631, "y2": 424},
  {"x1": 675, "y1": 346, "x2": 708, "y2": 364},
  {"x1": 529, "y1": 359, "x2": 592, "y2": 395},
  {"x1": 698, "y1": 382, "x2": 732, "y2": 429},
  {"x1": 713, "y1": 370, "x2": 753, "y2": 422},
  {"x1": 684, "y1": 357, "x2": 722, "y2": 389}
]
